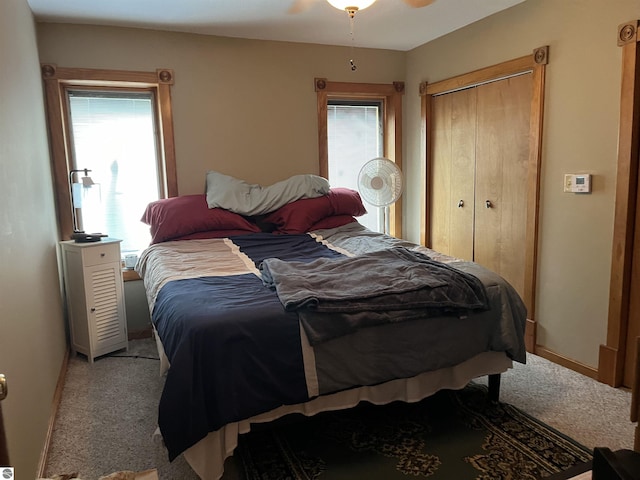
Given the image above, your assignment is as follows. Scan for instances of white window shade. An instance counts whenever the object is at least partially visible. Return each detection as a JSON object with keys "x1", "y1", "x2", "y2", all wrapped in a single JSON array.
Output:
[
  {"x1": 327, "y1": 102, "x2": 383, "y2": 232},
  {"x1": 68, "y1": 91, "x2": 161, "y2": 254}
]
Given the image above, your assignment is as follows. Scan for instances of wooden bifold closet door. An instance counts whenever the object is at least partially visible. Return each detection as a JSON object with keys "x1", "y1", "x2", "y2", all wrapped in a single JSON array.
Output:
[{"x1": 429, "y1": 73, "x2": 532, "y2": 299}]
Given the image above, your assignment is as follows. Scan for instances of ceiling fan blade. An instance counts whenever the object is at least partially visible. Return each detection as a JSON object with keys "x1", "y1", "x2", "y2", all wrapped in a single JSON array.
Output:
[
  {"x1": 288, "y1": 0, "x2": 318, "y2": 14},
  {"x1": 402, "y1": 0, "x2": 436, "y2": 7}
]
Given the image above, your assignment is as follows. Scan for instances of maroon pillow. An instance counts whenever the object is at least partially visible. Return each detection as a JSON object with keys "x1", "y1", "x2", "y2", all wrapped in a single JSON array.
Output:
[
  {"x1": 309, "y1": 215, "x2": 357, "y2": 231},
  {"x1": 264, "y1": 196, "x2": 332, "y2": 234},
  {"x1": 326, "y1": 187, "x2": 367, "y2": 217},
  {"x1": 264, "y1": 188, "x2": 366, "y2": 234},
  {"x1": 141, "y1": 194, "x2": 260, "y2": 244}
]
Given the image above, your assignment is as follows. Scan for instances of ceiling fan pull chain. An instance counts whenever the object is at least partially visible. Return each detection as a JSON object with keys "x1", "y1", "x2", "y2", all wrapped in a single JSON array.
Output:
[{"x1": 349, "y1": 14, "x2": 357, "y2": 71}]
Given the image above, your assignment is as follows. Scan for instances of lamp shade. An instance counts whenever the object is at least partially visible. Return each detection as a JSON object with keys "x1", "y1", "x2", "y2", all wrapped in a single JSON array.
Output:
[{"x1": 327, "y1": 0, "x2": 376, "y2": 11}]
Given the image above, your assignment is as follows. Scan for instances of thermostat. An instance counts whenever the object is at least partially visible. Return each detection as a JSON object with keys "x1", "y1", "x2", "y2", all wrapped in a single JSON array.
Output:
[{"x1": 564, "y1": 174, "x2": 592, "y2": 193}]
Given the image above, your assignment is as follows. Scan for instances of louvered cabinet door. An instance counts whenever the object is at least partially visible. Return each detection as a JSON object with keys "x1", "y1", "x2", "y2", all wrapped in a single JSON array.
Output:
[
  {"x1": 61, "y1": 239, "x2": 128, "y2": 363},
  {"x1": 85, "y1": 263, "x2": 127, "y2": 358}
]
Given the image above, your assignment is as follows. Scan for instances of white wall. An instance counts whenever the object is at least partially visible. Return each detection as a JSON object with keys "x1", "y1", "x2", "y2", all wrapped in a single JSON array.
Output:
[
  {"x1": 0, "y1": 0, "x2": 68, "y2": 476},
  {"x1": 404, "y1": 0, "x2": 640, "y2": 368}
]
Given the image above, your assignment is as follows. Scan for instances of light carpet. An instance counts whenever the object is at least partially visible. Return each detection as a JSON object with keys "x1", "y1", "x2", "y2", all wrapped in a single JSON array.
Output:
[{"x1": 44, "y1": 338, "x2": 634, "y2": 479}]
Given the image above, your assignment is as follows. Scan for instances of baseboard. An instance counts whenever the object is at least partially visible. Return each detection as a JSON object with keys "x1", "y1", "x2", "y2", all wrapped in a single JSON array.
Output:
[
  {"x1": 525, "y1": 318, "x2": 536, "y2": 352},
  {"x1": 128, "y1": 328, "x2": 152, "y2": 340},
  {"x1": 534, "y1": 345, "x2": 599, "y2": 380},
  {"x1": 598, "y1": 344, "x2": 622, "y2": 387},
  {"x1": 37, "y1": 348, "x2": 70, "y2": 478}
]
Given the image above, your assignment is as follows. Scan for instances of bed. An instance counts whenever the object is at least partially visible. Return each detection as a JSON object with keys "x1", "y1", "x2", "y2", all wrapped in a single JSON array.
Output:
[{"x1": 135, "y1": 179, "x2": 527, "y2": 480}]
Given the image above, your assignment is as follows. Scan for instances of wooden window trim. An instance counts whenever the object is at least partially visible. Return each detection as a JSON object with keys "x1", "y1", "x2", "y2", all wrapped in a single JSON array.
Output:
[
  {"x1": 315, "y1": 78, "x2": 405, "y2": 238},
  {"x1": 41, "y1": 64, "x2": 178, "y2": 241},
  {"x1": 419, "y1": 48, "x2": 548, "y2": 352}
]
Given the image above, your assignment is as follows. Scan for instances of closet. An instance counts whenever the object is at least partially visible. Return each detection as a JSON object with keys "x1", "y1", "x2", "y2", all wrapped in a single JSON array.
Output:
[
  {"x1": 429, "y1": 73, "x2": 532, "y2": 299},
  {"x1": 421, "y1": 51, "x2": 547, "y2": 353}
]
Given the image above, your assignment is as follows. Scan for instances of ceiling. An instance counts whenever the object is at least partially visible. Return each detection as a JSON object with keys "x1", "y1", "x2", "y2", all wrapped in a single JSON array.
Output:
[{"x1": 26, "y1": 0, "x2": 525, "y2": 51}]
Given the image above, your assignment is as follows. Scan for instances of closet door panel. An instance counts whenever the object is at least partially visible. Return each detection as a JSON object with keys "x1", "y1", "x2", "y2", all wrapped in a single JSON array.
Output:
[
  {"x1": 449, "y1": 88, "x2": 476, "y2": 260},
  {"x1": 430, "y1": 89, "x2": 475, "y2": 260},
  {"x1": 474, "y1": 79, "x2": 505, "y2": 275},
  {"x1": 474, "y1": 74, "x2": 531, "y2": 297},
  {"x1": 430, "y1": 94, "x2": 453, "y2": 254}
]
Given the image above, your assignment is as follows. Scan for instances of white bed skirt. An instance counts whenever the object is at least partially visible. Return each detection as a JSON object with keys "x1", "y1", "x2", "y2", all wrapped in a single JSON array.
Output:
[{"x1": 181, "y1": 350, "x2": 513, "y2": 480}]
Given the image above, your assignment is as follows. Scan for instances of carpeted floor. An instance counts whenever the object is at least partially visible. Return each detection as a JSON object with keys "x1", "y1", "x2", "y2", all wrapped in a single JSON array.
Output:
[{"x1": 43, "y1": 338, "x2": 634, "y2": 480}]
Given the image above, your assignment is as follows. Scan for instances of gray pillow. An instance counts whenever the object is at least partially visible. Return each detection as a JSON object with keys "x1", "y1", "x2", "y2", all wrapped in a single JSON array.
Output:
[{"x1": 205, "y1": 171, "x2": 330, "y2": 216}]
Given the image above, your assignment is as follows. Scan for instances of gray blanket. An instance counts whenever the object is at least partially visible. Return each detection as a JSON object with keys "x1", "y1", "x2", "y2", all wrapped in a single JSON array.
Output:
[{"x1": 260, "y1": 246, "x2": 490, "y2": 344}]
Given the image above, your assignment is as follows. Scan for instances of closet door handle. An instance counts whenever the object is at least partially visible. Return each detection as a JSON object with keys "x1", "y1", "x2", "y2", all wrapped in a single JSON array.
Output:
[
  {"x1": 485, "y1": 200, "x2": 492, "y2": 209},
  {"x1": 458, "y1": 200, "x2": 464, "y2": 208}
]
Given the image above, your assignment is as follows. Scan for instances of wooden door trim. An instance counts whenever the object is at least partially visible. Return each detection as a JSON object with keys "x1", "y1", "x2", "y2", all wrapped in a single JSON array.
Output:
[
  {"x1": 423, "y1": 54, "x2": 535, "y2": 96},
  {"x1": 598, "y1": 20, "x2": 640, "y2": 387},
  {"x1": 0, "y1": 404, "x2": 8, "y2": 468},
  {"x1": 420, "y1": 47, "x2": 548, "y2": 352}
]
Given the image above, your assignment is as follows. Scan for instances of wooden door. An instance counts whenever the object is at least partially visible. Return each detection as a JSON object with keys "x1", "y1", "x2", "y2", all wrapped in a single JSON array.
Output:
[
  {"x1": 600, "y1": 22, "x2": 640, "y2": 388},
  {"x1": 624, "y1": 174, "x2": 640, "y2": 387},
  {"x1": 423, "y1": 53, "x2": 546, "y2": 353},
  {"x1": 0, "y1": 374, "x2": 8, "y2": 466},
  {"x1": 474, "y1": 74, "x2": 532, "y2": 298},
  {"x1": 429, "y1": 88, "x2": 476, "y2": 260}
]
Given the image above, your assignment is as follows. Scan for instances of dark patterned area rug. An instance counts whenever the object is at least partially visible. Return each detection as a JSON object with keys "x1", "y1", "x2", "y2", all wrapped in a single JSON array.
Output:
[{"x1": 237, "y1": 383, "x2": 592, "y2": 479}]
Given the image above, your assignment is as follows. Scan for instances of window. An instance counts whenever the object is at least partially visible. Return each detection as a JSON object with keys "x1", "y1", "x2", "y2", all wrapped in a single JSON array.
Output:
[
  {"x1": 315, "y1": 78, "x2": 404, "y2": 237},
  {"x1": 327, "y1": 100, "x2": 384, "y2": 231},
  {"x1": 66, "y1": 90, "x2": 160, "y2": 254},
  {"x1": 41, "y1": 65, "x2": 177, "y2": 256}
]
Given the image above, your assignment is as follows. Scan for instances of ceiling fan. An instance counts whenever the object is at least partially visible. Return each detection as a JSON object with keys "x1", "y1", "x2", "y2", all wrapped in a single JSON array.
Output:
[
  {"x1": 289, "y1": 0, "x2": 436, "y2": 71},
  {"x1": 289, "y1": 0, "x2": 436, "y2": 16}
]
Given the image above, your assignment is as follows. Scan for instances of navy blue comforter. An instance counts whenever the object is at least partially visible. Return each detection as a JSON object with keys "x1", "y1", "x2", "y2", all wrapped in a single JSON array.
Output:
[
  {"x1": 150, "y1": 233, "x2": 497, "y2": 461},
  {"x1": 153, "y1": 234, "x2": 342, "y2": 460}
]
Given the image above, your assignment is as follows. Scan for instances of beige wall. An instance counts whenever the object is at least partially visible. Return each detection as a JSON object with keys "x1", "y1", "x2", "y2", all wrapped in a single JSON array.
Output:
[
  {"x1": 0, "y1": 0, "x2": 631, "y2": 475},
  {"x1": 0, "y1": 0, "x2": 68, "y2": 476},
  {"x1": 404, "y1": 0, "x2": 640, "y2": 368},
  {"x1": 33, "y1": 0, "x2": 640, "y2": 374},
  {"x1": 35, "y1": 23, "x2": 407, "y2": 337},
  {"x1": 36, "y1": 24, "x2": 406, "y2": 194}
]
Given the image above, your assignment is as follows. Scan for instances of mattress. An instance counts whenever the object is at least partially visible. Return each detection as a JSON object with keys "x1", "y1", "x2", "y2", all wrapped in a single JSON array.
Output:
[{"x1": 136, "y1": 222, "x2": 527, "y2": 479}]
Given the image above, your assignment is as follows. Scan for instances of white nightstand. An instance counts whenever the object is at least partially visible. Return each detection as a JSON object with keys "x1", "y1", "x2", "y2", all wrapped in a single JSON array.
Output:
[{"x1": 60, "y1": 238, "x2": 128, "y2": 362}]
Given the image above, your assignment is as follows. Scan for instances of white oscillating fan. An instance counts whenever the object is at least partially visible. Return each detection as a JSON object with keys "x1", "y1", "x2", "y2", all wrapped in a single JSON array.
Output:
[{"x1": 357, "y1": 157, "x2": 404, "y2": 234}]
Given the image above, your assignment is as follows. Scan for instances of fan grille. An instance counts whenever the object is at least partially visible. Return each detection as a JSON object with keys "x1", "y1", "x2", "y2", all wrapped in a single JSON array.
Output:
[{"x1": 357, "y1": 157, "x2": 403, "y2": 207}]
